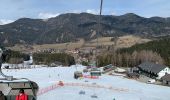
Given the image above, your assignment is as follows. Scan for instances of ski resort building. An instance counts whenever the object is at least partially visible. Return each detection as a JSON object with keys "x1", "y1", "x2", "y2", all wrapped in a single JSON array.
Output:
[
  {"x1": 161, "y1": 74, "x2": 170, "y2": 86},
  {"x1": 102, "y1": 64, "x2": 115, "y2": 73},
  {"x1": 90, "y1": 68, "x2": 102, "y2": 76},
  {"x1": 138, "y1": 62, "x2": 170, "y2": 79}
]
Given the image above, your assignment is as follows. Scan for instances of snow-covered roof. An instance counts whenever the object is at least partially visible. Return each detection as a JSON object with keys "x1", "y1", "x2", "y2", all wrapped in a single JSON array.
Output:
[{"x1": 138, "y1": 62, "x2": 168, "y2": 74}]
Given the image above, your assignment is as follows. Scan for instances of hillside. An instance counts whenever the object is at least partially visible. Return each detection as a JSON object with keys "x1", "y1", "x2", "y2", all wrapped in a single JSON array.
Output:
[
  {"x1": 1, "y1": 13, "x2": 170, "y2": 46},
  {"x1": 119, "y1": 37, "x2": 170, "y2": 66},
  {"x1": 115, "y1": 35, "x2": 151, "y2": 48},
  {"x1": 97, "y1": 36, "x2": 170, "y2": 67}
]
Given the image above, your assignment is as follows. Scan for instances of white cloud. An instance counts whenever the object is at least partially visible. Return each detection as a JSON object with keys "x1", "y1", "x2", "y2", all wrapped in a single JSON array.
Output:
[
  {"x1": 64, "y1": 9, "x2": 99, "y2": 14},
  {"x1": 86, "y1": 9, "x2": 99, "y2": 14},
  {"x1": 38, "y1": 10, "x2": 99, "y2": 20},
  {"x1": 70, "y1": 10, "x2": 82, "y2": 14},
  {"x1": 38, "y1": 12, "x2": 60, "y2": 19},
  {"x1": 0, "y1": 19, "x2": 14, "y2": 25},
  {"x1": 110, "y1": 12, "x2": 116, "y2": 16}
]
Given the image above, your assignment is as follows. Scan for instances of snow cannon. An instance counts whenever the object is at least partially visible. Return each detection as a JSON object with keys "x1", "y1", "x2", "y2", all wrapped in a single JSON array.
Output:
[{"x1": 0, "y1": 49, "x2": 39, "y2": 100}]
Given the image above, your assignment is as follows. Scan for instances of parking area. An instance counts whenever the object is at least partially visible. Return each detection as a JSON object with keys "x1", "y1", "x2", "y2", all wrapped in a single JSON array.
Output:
[{"x1": 136, "y1": 75, "x2": 162, "y2": 85}]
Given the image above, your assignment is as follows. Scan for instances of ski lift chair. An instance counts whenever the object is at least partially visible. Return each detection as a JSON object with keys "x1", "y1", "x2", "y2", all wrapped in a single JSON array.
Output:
[
  {"x1": 0, "y1": 49, "x2": 39, "y2": 100},
  {"x1": 0, "y1": 79, "x2": 39, "y2": 100}
]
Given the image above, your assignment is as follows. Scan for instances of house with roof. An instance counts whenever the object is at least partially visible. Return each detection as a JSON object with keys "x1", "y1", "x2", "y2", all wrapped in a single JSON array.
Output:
[
  {"x1": 138, "y1": 62, "x2": 170, "y2": 79},
  {"x1": 161, "y1": 74, "x2": 170, "y2": 86}
]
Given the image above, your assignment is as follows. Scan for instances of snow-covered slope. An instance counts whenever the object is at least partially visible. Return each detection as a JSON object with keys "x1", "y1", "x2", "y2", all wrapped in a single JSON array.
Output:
[{"x1": 2, "y1": 65, "x2": 170, "y2": 100}]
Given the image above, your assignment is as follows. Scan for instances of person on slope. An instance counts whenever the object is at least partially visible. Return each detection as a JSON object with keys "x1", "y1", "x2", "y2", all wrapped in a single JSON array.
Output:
[{"x1": 16, "y1": 89, "x2": 28, "y2": 100}]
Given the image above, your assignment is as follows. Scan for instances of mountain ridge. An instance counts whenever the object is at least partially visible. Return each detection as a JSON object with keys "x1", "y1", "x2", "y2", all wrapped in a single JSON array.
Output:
[{"x1": 1, "y1": 13, "x2": 170, "y2": 46}]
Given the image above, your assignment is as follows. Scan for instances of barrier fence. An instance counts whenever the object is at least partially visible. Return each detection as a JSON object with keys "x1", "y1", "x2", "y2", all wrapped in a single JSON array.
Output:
[
  {"x1": 37, "y1": 82, "x2": 129, "y2": 96},
  {"x1": 83, "y1": 75, "x2": 99, "y2": 79}
]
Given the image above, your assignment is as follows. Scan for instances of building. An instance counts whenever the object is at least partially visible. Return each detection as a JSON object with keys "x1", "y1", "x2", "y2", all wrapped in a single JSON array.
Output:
[
  {"x1": 102, "y1": 64, "x2": 115, "y2": 73},
  {"x1": 138, "y1": 62, "x2": 170, "y2": 79},
  {"x1": 127, "y1": 72, "x2": 140, "y2": 79},
  {"x1": 90, "y1": 68, "x2": 102, "y2": 76},
  {"x1": 161, "y1": 74, "x2": 170, "y2": 86}
]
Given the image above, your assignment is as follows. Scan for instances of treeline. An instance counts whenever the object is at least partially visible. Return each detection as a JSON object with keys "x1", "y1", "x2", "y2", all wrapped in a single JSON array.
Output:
[
  {"x1": 97, "y1": 50, "x2": 164, "y2": 67},
  {"x1": 98, "y1": 37, "x2": 170, "y2": 67},
  {"x1": 119, "y1": 38, "x2": 170, "y2": 66},
  {"x1": 2, "y1": 49, "x2": 30, "y2": 64},
  {"x1": 33, "y1": 53, "x2": 75, "y2": 66}
]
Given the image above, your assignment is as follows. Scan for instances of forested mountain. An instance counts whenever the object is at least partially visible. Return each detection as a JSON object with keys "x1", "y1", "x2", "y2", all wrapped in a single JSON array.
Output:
[
  {"x1": 0, "y1": 13, "x2": 170, "y2": 46},
  {"x1": 119, "y1": 37, "x2": 170, "y2": 66},
  {"x1": 98, "y1": 37, "x2": 170, "y2": 67}
]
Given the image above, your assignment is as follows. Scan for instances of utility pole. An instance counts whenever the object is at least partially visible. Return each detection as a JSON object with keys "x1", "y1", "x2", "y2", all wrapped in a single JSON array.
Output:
[{"x1": 96, "y1": 0, "x2": 103, "y2": 67}]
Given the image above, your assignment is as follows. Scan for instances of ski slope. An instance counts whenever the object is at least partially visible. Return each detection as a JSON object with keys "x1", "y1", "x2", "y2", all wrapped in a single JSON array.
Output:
[{"x1": 2, "y1": 65, "x2": 170, "y2": 100}]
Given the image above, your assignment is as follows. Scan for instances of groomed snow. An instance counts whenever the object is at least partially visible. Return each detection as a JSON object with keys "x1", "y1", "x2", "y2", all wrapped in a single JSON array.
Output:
[{"x1": 2, "y1": 65, "x2": 170, "y2": 100}]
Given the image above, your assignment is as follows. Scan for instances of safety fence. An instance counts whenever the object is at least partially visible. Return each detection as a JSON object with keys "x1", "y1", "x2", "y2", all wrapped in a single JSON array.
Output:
[
  {"x1": 37, "y1": 82, "x2": 129, "y2": 96},
  {"x1": 37, "y1": 83, "x2": 61, "y2": 96},
  {"x1": 83, "y1": 75, "x2": 99, "y2": 79}
]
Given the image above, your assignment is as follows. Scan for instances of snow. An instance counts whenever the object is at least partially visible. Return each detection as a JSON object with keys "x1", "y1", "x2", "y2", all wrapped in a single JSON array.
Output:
[
  {"x1": 1, "y1": 65, "x2": 170, "y2": 100},
  {"x1": 0, "y1": 19, "x2": 14, "y2": 25}
]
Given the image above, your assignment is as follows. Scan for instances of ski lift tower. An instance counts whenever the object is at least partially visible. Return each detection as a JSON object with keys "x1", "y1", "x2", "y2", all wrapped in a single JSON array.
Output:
[
  {"x1": 95, "y1": 0, "x2": 103, "y2": 68},
  {"x1": 91, "y1": 0, "x2": 103, "y2": 98}
]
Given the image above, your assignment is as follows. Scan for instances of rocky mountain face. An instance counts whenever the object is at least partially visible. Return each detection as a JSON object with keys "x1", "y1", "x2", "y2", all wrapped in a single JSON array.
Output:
[{"x1": 0, "y1": 13, "x2": 170, "y2": 46}]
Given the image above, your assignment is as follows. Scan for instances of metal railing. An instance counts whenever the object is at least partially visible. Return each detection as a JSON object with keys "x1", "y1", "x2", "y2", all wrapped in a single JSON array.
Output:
[{"x1": 0, "y1": 49, "x2": 13, "y2": 81}]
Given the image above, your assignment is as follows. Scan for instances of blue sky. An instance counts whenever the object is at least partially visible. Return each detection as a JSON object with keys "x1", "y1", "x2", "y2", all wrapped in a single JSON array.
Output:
[{"x1": 0, "y1": 0, "x2": 170, "y2": 24}]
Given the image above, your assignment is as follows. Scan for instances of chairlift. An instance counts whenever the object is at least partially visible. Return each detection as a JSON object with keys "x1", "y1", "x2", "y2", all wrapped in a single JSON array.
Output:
[{"x1": 0, "y1": 49, "x2": 39, "y2": 100}]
